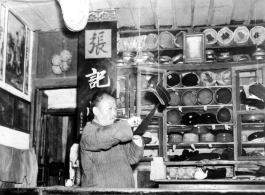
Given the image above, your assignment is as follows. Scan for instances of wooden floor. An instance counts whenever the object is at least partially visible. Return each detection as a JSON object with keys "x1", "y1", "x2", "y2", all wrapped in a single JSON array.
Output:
[{"x1": 1, "y1": 186, "x2": 265, "y2": 195}]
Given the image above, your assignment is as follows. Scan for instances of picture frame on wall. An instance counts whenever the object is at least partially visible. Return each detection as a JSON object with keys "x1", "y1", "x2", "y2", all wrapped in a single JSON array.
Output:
[
  {"x1": 0, "y1": 88, "x2": 15, "y2": 128},
  {"x1": 5, "y1": 11, "x2": 26, "y2": 92},
  {"x1": 0, "y1": 5, "x2": 6, "y2": 81},
  {"x1": 183, "y1": 33, "x2": 205, "y2": 63},
  {"x1": 15, "y1": 98, "x2": 30, "y2": 132}
]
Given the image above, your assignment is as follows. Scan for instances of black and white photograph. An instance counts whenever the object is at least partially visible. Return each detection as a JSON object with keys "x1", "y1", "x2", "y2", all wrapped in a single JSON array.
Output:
[{"x1": 5, "y1": 12, "x2": 25, "y2": 91}]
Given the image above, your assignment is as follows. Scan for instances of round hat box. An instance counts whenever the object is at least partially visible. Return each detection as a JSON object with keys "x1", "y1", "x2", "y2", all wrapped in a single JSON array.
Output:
[
  {"x1": 234, "y1": 26, "x2": 250, "y2": 46},
  {"x1": 167, "y1": 109, "x2": 182, "y2": 125},
  {"x1": 200, "y1": 132, "x2": 216, "y2": 142},
  {"x1": 168, "y1": 132, "x2": 183, "y2": 144},
  {"x1": 145, "y1": 33, "x2": 158, "y2": 49},
  {"x1": 182, "y1": 72, "x2": 200, "y2": 87},
  {"x1": 197, "y1": 88, "x2": 214, "y2": 105},
  {"x1": 167, "y1": 71, "x2": 181, "y2": 87},
  {"x1": 159, "y1": 31, "x2": 175, "y2": 49},
  {"x1": 182, "y1": 90, "x2": 198, "y2": 106},
  {"x1": 168, "y1": 91, "x2": 181, "y2": 106},
  {"x1": 215, "y1": 88, "x2": 232, "y2": 104},
  {"x1": 216, "y1": 107, "x2": 233, "y2": 123}
]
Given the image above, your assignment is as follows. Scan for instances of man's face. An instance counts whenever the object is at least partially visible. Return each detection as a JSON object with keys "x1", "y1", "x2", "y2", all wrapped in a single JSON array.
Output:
[{"x1": 94, "y1": 95, "x2": 117, "y2": 126}]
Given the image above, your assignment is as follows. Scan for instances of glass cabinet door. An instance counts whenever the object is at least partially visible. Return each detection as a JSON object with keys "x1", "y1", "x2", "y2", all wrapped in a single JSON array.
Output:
[{"x1": 232, "y1": 64, "x2": 265, "y2": 160}]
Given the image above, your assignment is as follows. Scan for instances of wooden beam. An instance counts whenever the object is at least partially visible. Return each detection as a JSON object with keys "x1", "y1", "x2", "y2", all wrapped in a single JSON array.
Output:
[
  {"x1": 27, "y1": 3, "x2": 55, "y2": 30},
  {"x1": 127, "y1": 0, "x2": 137, "y2": 29},
  {"x1": 190, "y1": 0, "x2": 195, "y2": 27},
  {"x1": 171, "y1": 0, "x2": 178, "y2": 29},
  {"x1": 206, "y1": 0, "x2": 215, "y2": 26},
  {"x1": 226, "y1": 0, "x2": 236, "y2": 25},
  {"x1": 244, "y1": 0, "x2": 255, "y2": 25},
  {"x1": 150, "y1": 0, "x2": 158, "y2": 29}
]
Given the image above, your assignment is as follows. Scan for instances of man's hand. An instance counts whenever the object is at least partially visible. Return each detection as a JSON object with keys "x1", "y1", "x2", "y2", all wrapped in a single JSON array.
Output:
[
  {"x1": 132, "y1": 135, "x2": 143, "y2": 147},
  {"x1": 127, "y1": 116, "x2": 142, "y2": 127}
]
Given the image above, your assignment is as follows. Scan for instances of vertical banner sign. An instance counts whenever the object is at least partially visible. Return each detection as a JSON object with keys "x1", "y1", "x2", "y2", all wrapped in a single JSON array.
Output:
[{"x1": 77, "y1": 10, "x2": 117, "y2": 136}]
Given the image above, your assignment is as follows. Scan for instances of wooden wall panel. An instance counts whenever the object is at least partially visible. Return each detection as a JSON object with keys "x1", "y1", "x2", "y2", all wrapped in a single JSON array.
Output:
[{"x1": 37, "y1": 31, "x2": 78, "y2": 79}]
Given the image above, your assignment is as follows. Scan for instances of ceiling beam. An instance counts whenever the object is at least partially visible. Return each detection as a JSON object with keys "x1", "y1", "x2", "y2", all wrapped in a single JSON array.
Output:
[
  {"x1": 190, "y1": 0, "x2": 195, "y2": 27},
  {"x1": 27, "y1": 3, "x2": 55, "y2": 30},
  {"x1": 171, "y1": 0, "x2": 178, "y2": 29},
  {"x1": 150, "y1": 0, "x2": 158, "y2": 29},
  {"x1": 226, "y1": 0, "x2": 236, "y2": 25},
  {"x1": 244, "y1": 0, "x2": 255, "y2": 25},
  {"x1": 206, "y1": 0, "x2": 215, "y2": 26}
]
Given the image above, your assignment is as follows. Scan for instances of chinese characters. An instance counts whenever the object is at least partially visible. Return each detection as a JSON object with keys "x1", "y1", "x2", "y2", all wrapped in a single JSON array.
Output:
[{"x1": 85, "y1": 68, "x2": 110, "y2": 88}]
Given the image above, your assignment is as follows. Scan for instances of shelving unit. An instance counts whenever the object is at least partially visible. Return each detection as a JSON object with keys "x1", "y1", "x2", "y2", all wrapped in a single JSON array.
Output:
[{"x1": 117, "y1": 24, "x2": 265, "y2": 180}]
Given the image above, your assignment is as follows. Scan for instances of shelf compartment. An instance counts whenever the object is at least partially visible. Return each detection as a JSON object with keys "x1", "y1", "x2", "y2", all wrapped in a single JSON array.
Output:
[{"x1": 167, "y1": 142, "x2": 234, "y2": 149}]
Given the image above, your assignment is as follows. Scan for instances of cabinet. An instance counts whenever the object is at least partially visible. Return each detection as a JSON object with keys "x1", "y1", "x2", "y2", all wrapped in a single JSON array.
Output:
[{"x1": 117, "y1": 25, "x2": 265, "y2": 178}]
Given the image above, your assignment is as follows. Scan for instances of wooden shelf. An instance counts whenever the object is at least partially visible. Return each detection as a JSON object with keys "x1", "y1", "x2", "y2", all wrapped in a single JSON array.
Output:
[
  {"x1": 167, "y1": 85, "x2": 232, "y2": 90},
  {"x1": 167, "y1": 142, "x2": 234, "y2": 149},
  {"x1": 165, "y1": 160, "x2": 247, "y2": 166}
]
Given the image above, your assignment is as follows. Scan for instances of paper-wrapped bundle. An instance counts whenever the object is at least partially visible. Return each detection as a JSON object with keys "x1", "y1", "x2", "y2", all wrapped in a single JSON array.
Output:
[
  {"x1": 250, "y1": 26, "x2": 265, "y2": 45},
  {"x1": 200, "y1": 71, "x2": 217, "y2": 86},
  {"x1": 234, "y1": 26, "x2": 250, "y2": 46},
  {"x1": 204, "y1": 28, "x2": 218, "y2": 46},
  {"x1": 217, "y1": 27, "x2": 234, "y2": 46},
  {"x1": 174, "y1": 31, "x2": 186, "y2": 48}
]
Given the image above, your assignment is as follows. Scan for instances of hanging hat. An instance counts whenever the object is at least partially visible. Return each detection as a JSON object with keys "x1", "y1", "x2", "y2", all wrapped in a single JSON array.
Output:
[
  {"x1": 58, "y1": 0, "x2": 89, "y2": 32},
  {"x1": 147, "y1": 82, "x2": 171, "y2": 105}
]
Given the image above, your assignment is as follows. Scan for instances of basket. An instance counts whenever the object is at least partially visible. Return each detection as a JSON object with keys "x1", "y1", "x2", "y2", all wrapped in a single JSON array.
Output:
[
  {"x1": 203, "y1": 28, "x2": 218, "y2": 46},
  {"x1": 217, "y1": 27, "x2": 234, "y2": 47},
  {"x1": 250, "y1": 26, "x2": 265, "y2": 45},
  {"x1": 233, "y1": 26, "x2": 250, "y2": 46},
  {"x1": 145, "y1": 33, "x2": 158, "y2": 49},
  {"x1": 158, "y1": 31, "x2": 175, "y2": 49},
  {"x1": 174, "y1": 31, "x2": 186, "y2": 48}
]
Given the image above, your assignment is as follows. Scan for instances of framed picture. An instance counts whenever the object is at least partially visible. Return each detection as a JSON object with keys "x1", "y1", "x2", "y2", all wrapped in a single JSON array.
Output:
[
  {"x1": 183, "y1": 33, "x2": 205, "y2": 63},
  {"x1": 5, "y1": 11, "x2": 26, "y2": 92},
  {"x1": 0, "y1": 88, "x2": 15, "y2": 127},
  {"x1": 15, "y1": 98, "x2": 30, "y2": 132},
  {"x1": 0, "y1": 5, "x2": 6, "y2": 81}
]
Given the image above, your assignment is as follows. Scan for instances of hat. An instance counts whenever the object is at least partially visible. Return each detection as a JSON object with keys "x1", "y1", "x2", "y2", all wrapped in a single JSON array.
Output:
[
  {"x1": 248, "y1": 132, "x2": 265, "y2": 141},
  {"x1": 167, "y1": 109, "x2": 181, "y2": 125},
  {"x1": 197, "y1": 88, "x2": 214, "y2": 105},
  {"x1": 147, "y1": 82, "x2": 171, "y2": 105},
  {"x1": 182, "y1": 73, "x2": 200, "y2": 87},
  {"x1": 167, "y1": 71, "x2": 181, "y2": 87},
  {"x1": 58, "y1": 0, "x2": 89, "y2": 32},
  {"x1": 216, "y1": 107, "x2": 232, "y2": 123},
  {"x1": 199, "y1": 113, "x2": 218, "y2": 124},
  {"x1": 168, "y1": 132, "x2": 183, "y2": 144},
  {"x1": 168, "y1": 91, "x2": 181, "y2": 106},
  {"x1": 215, "y1": 88, "x2": 232, "y2": 104},
  {"x1": 181, "y1": 112, "x2": 200, "y2": 126}
]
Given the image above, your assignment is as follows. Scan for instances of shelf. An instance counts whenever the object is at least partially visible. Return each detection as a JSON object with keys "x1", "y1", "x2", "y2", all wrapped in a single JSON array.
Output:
[
  {"x1": 167, "y1": 104, "x2": 233, "y2": 110},
  {"x1": 144, "y1": 144, "x2": 159, "y2": 149},
  {"x1": 165, "y1": 160, "x2": 239, "y2": 166},
  {"x1": 242, "y1": 143, "x2": 265, "y2": 148},
  {"x1": 167, "y1": 85, "x2": 232, "y2": 90},
  {"x1": 167, "y1": 124, "x2": 233, "y2": 128},
  {"x1": 167, "y1": 142, "x2": 234, "y2": 149}
]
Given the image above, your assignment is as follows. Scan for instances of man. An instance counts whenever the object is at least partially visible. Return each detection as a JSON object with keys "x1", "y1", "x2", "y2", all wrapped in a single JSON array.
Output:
[{"x1": 80, "y1": 91, "x2": 144, "y2": 188}]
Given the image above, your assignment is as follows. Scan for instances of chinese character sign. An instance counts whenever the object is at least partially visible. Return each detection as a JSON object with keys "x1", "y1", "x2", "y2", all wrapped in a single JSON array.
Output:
[
  {"x1": 85, "y1": 29, "x2": 111, "y2": 58},
  {"x1": 85, "y1": 68, "x2": 110, "y2": 89}
]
